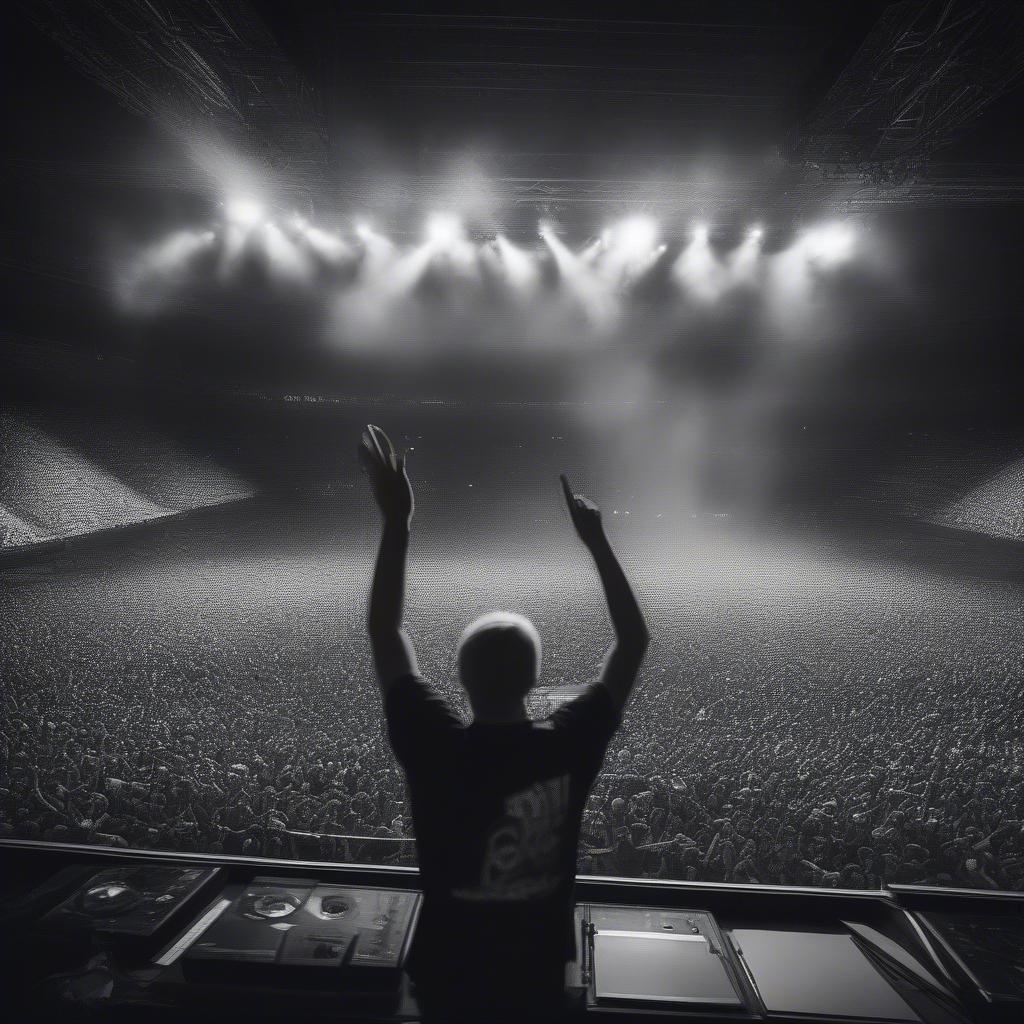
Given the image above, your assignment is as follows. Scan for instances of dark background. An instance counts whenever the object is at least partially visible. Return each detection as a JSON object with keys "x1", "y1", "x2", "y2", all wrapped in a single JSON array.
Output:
[{"x1": 3, "y1": 2, "x2": 1024, "y2": 519}]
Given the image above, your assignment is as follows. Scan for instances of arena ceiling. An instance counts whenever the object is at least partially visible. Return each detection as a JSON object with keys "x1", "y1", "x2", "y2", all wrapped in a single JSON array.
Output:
[{"x1": 10, "y1": 1, "x2": 1024, "y2": 239}]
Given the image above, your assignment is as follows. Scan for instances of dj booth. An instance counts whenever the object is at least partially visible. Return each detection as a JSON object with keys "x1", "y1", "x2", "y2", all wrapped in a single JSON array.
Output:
[{"x1": 2, "y1": 839, "x2": 1021, "y2": 1023}]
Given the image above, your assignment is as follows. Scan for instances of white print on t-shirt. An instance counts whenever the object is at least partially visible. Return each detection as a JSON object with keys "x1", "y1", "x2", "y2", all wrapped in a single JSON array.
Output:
[{"x1": 452, "y1": 774, "x2": 570, "y2": 902}]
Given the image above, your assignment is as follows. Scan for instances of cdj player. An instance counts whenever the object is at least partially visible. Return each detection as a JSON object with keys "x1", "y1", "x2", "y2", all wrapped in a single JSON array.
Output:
[
  {"x1": 182, "y1": 877, "x2": 420, "y2": 991},
  {"x1": 576, "y1": 903, "x2": 753, "y2": 1014},
  {"x1": 38, "y1": 864, "x2": 222, "y2": 957}
]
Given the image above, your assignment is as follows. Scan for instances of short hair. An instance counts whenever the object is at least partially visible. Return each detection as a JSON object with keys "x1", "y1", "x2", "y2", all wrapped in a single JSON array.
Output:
[{"x1": 456, "y1": 611, "x2": 542, "y2": 704}]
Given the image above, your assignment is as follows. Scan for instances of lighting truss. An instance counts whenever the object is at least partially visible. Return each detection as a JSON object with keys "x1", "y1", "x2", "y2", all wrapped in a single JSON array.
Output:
[
  {"x1": 25, "y1": 0, "x2": 329, "y2": 195},
  {"x1": 16, "y1": 0, "x2": 1024, "y2": 235},
  {"x1": 795, "y1": 0, "x2": 1024, "y2": 167}
]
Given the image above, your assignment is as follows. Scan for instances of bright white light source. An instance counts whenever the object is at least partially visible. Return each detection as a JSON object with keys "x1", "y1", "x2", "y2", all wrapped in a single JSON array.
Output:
[
  {"x1": 606, "y1": 215, "x2": 658, "y2": 256},
  {"x1": 802, "y1": 222, "x2": 855, "y2": 266},
  {"x1": 673, "y1": 226, "x2": 725, "y2": 301},
  {"x1": 729, "y1": 226, "x2": 764, "y2": 280},
  {"x1": 426, "y1": 213, "x2": 463, "y2": 247},
  {"x1": 225, "y1": 196, "x2": 265, "y2": 227},
  {"x1": 303, "y1": 225, "x2": 349, "y2": 262},
  {"x1": 495, "y1": 234, "x2": 539, "y2": 291}
]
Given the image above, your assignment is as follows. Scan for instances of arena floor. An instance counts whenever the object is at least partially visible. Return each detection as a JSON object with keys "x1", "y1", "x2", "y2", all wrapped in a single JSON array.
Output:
[{"x1": 3, "y1": 513, "x2": 1023, "y2": 891}]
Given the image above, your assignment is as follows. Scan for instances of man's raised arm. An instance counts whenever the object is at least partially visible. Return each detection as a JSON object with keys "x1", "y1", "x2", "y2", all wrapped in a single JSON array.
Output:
[
  {"x1": 561, "y1": 474, "x2": 649, "y2": 713},
  {"x1": 360, "y1": 424, "x2": 419, "y2": 693}
]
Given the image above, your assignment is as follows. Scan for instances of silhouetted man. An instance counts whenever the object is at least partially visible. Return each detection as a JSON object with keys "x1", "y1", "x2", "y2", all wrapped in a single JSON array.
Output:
[{"x1": 360, "y1": 424, "x2": 649, "y2": 1021}]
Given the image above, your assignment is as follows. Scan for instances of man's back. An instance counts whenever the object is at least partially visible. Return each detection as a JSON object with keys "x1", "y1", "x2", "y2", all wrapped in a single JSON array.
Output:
[
  {"x1": 385, "y1": 675, "x2": 622, "y2": 1012},
  {"x1": 358, "y1": 429, "x2": 649, "y2": 1017}
]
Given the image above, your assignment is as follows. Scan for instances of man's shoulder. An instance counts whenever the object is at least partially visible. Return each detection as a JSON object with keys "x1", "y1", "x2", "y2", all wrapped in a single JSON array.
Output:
[
  {"x1": 385, "y1": 673, "x2": 454, "y2": 712},
  {"x1": 384, "y1": 675, "x2": 463, "y2": 759},
  {"x1": 547, "y1": 682, "x2": 617, "y2": 722},
  {"x1": 383, "y1": 671, "x2": 431, "y2": 705},
  {"x1": 546, "y1": 682, "x2": 621, "y2": 745}
]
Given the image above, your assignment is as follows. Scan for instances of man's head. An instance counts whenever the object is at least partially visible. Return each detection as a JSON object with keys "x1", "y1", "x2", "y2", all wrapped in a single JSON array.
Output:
[{"x1": 456, "y1": 611, "x2": 542, "y2": 720}]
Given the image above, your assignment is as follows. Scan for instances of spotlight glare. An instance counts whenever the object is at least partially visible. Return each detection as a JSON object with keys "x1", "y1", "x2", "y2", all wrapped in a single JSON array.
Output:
[
  {"x1": 303, "y1": 224, "x2": 349, "y2": 262},
  {"x1": 426, "y1": 212, "x2": 463, "y2": 247},
  {"x1": 580, "y1": 237, "x2": 604, "y2": 264},
  {"x1": 749, "y1": 225, "x2": 764, "y2": 240},
  {"x1": 495, "y1": 234, "x2": 539, "y2": 291},
  {"x1": 225, "y1": 196, "x2": 265, "y2": 227},
  {"x1": 262, "y1": 221, "x2": 310, "y2": 281},
  {"x1": 608, "y1": 215, "x2": 658, "y2": 256},
  {"x1": 673, "y1": 226, "x2": 725, "y2": 301},
  {"x1": 803, "y1": 221, "x2": 855, "y2": 265}
]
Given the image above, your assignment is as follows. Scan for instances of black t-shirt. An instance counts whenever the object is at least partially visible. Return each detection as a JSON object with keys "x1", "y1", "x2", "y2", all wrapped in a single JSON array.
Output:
[{"x1": 384, "y1": 675, "x2": 621, "y2": 1000}]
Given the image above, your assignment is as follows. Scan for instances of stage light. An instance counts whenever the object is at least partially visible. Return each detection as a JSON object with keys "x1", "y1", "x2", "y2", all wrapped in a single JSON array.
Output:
[
  {"x1": 354, "y1": 222, "x2": 395, "y2": 273},
  {"x1": 580, "y1": 237, "x2": 605, "y2": 264},
  {"x1": 622, "y1": 243, "x2": 668, "y2": 283},
  {"x1": 495, "y1": 234, "x2": 539, "y2": 291},
  {"x1": 674, "y1": 225, "x2": 725, "y2": 301},
  {"x1": 541, "y1": 223, "x2": 618, "y2": 327},
  {"x1": 302, "y1": 225, "x2": 349, "y2": 262},
  {"x1": 116, "y1": 229, "x2": 217, "y2": 311},
  {"x1": 225, "y1": 196, "x2": 265, "y2": 227},
  {"x1": 606, "y1": 216, "x2": 658, "y2": 256},
  {"x1": 728, "y1": 226, "x2": 764, "y2": 282},
  {"x1": 262, "y1": 222, "x2": 310, "y2": 281},
  {"x1": 426, "y1": 213, "x2": 464, "y2": 247},
  {"x1": 724, "y1": 226, "x2": 765, "y2": 286},
  {"x1": 802, "y1": 222, "x2": 855, "y2": 266},
  {"x1": 595, "y1": 216, "x2": 660, "y2": 288},
  {"x1": 540, "y1": 224, "x2": 576, "y2": 268}
]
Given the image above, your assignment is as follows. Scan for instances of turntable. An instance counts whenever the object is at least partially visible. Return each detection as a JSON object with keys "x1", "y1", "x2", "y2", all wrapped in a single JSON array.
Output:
[
  {"x1": 183, "y1": 877, "x2": 420, "y2": 989},
  {"x1": 39, "y1": 865, "x2": 222, "y2": 949}
]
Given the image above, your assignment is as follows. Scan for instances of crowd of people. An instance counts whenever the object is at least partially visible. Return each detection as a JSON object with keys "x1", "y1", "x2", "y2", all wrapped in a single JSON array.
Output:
[
  {"x1": 576, "y1": 638, "x2": 1024, "y2": 889},
  {"x1": 2, "y1": 533, "x2": 1023, "y2": 892}
]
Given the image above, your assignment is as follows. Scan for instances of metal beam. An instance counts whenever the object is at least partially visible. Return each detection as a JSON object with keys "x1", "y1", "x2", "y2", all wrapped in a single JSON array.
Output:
[
  {"x1": 23, "y1": 0, "x2": 329, "y2": 199},
  {"x1": 795, "y1": 0, "x2": 1024, "y2": 166}
]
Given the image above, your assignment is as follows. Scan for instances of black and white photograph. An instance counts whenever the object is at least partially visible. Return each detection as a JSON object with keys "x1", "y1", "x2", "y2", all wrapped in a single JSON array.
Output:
[{"x1": 2, "y1": 2, "x2": 1023, "y2": 1022}]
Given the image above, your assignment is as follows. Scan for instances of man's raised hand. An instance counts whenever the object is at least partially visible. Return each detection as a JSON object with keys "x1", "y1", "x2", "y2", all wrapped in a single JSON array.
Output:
[
  {"x1": 560, "y1": 473, "x2": 604, "y2": 548},
  {"x1": 561, "y1": 474, "x2": 648, "y2": 713},
  {"x1": 359, "y1": 424, "x2": 414, "y2": 527}
]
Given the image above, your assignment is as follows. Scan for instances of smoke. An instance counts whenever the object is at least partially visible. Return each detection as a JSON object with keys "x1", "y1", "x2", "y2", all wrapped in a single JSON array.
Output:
[{"x1": 109, "y1": 207, "x2": 896, "y2": 516}]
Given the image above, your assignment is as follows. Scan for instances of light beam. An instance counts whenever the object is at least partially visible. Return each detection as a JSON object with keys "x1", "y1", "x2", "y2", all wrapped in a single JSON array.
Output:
[{"x1": 225, "y1": 196, "x2": 265, "y2": 227}]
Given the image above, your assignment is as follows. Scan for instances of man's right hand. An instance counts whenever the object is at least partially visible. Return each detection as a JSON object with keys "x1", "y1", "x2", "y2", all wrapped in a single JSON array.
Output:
[
  {"x1": 560, "y1": 473, "x2": 605, "y2": 549},
  {"x1": 360, "y1": 424, "x2": 414, "y2": 528}
]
